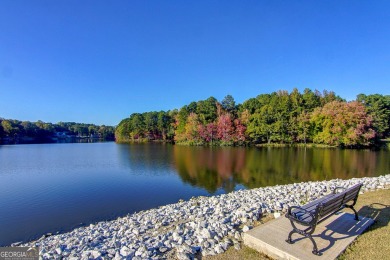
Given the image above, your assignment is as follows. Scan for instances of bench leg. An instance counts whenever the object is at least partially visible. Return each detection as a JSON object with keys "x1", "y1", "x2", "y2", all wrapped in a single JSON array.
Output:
[
  {"x1": 346, "y1": 205, "x2": 359, "y2": 221},
  {"x1": 286, "y1": 220, "x2": 300, "y2": 244},
  {"x1": 307, "y1": 234, "x2": 321, "y2": 256},
  {"x1": 286, "y1": 230, "x2": 296, "y2": 244},
  {"x1": 286, "y1": 220, "x2": 322, "y2": 256}
]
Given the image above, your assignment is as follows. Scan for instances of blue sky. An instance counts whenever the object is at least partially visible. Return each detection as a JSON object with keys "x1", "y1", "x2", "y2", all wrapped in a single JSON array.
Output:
[{"x1": 1, "y1": 1, "x2": 389, "y2": 126}]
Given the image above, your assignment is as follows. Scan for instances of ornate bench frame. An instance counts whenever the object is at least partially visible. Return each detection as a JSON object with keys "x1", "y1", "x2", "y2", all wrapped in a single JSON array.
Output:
[{"x1": 285, "y1": 183, "x2": 362, "y2": 255}]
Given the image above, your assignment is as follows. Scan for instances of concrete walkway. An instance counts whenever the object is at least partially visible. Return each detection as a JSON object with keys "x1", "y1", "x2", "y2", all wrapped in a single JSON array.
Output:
[{"x1": 243, "y1": 212, "x2": 374, "y2": 260}]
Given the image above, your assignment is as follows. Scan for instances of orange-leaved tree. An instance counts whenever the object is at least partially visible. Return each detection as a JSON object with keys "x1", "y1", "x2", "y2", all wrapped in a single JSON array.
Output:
[{"x1": 310, "y1": 101, "x2": 376, "y2": 147}]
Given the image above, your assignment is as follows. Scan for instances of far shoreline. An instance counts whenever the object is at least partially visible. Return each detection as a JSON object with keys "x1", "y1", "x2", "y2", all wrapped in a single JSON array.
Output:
[{"x1": 115, "y1": 139, "x2": 390, "y2": 150}]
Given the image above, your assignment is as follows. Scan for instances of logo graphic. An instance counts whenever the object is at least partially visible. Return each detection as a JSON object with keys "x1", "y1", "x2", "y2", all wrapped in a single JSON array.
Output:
[{"x1": 0, "y1": 247, "x2": 39, "y2": 260}]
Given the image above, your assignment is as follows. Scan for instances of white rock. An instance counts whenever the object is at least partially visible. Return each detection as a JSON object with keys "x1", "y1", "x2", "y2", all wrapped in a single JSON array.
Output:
[
  {"x1": 159, "y1": 246, "x2": 168, "y2": 253},
  {"x1": 107, "y1": 248, "x2": 116, "y2": 255},
  {"x1": 177, "y1": 236, "x2": 184, "y2": 245},
  {"x1": 55, "y1": 248, "x2": 63, "y2": 255},
  {"x1": 274, "y1": 212, "x2": 281, "y2": 218},
  {"x1": 214, "y1": 244, "x2": 225, "y2": 254},
  {"x1": 177, "y1": 251, "x2": 191, "y2": 260},
  {"x1": 90, "y1": 250, "x2": 101, "y2": 259},
  {"x1": 242, "y1": 225, "x2": 250, "y2": 232},
  {"x1": 120, "y1": 246, "x2": 133, "y2": 257},
  {"x1": 202, "y1": 229, "x2": 212, "y2": 239},
  {"x1": 114, "y1": 251, "x2": 121, "y2": 259}
]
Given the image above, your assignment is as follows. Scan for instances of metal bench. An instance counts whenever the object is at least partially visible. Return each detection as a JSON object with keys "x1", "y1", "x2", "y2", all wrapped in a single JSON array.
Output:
[{"x1": 285, "y1": 183, "x2": 363, "y2": 255}]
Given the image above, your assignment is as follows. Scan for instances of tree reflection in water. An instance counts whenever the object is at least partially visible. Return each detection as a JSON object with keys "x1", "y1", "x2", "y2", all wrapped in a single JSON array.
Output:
[{"x1": 173, "y1": 146, "x2": 388, "y2": 193}]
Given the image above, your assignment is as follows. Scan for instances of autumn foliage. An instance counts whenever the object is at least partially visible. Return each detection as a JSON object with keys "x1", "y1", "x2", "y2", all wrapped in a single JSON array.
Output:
[
  {"x1": 310, "y1": 101, "x2": 375, "y2": 147},
  {"x1": 115, "y1": 89, "x2": 389, "y2": 147}
]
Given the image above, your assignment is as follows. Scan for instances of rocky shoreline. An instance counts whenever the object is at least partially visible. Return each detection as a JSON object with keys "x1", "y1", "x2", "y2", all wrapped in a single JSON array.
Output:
[{"x1": 21, "y1": 174, "x2": 390, "y2": 260}]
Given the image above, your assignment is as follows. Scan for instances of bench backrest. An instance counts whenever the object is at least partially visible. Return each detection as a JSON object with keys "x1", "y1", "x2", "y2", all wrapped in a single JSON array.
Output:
[
  {"x1": 318, "y1": 183, "x2": 362, "y2": 219},
  {"x1": 342, "y1": 183, "x2": 362, "y2": 204},
  {"x1": 318, "y1": 192, "x2": 345, "y2": 218}
]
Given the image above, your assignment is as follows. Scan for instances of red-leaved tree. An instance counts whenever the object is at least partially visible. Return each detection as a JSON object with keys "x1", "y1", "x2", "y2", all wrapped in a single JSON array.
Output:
[
  {"x1": 199, "y1": 122, "x2": 217, "y2": 143},
  {"x1": 217, "y1": 113, "x2": 234, "y2": 142}
]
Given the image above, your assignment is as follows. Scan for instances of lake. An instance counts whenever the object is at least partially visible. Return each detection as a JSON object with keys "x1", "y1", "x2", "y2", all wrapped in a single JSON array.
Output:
[{"x1": 0, "y1": 142, "x2": 389, "y2": 245}]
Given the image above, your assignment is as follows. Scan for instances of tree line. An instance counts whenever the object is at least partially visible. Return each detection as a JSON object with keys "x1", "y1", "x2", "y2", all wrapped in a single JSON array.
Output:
[
  {"x1": 0, "y1": 119, "x2": 115, "y2": 144},
  {"x1": 116, "y1": 89, "x2": 390, "y2": 147}
]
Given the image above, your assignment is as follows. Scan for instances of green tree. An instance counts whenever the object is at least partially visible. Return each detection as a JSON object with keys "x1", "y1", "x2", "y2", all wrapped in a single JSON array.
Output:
[
  {"x1": 297, "y1": 111, "x2": 311, "y2": 144},
  {"x1": 1, "y1": 120, "x2": 17, "y2": 136},
  {"x1": 272, "y1": 90, "x2": 292, "y2": 143},
  {"x1": 240, "y1": 98, "x2": 261, "y2": 114},
  {"x1": 289, "y1": 88, "x2": 303, "y2": 115},
  {"x1": 0, "y1": 119, "x2": 4, "y2": 138},
  {"x1": 288, "y1": 88, "x2": 304, "y2": 141},
  {"x1": 184, "y1": 112, "x2": 201, "y2": 144},
  {"x1": 174, "y1": 107, "x2": 190, "y2": 142},
  {"x1": 302, "y1": 88, "x2": 321, "y2": 111},
  {"x1": 98, "y1": 125, "x2": 114, "y2": 139},
  {"x1": 196, "y1": 97, "x2": 218, "y2": 124},
  {"x1": 144, "y1": 112, "x2": 158, "y2": 139},
  {"x1": 320, "y1": 90, "x2": 344, "y2": 105},
  {"x1": 88, "y1": 125, "x2": 97, "y2": 135},
  {"x1": 357, "y1": 94, "x2": 390, "y2": 138},
  {"x1": 221, "y1": 95, "x2": 236, "y2": 114},
  {"x1": 115, "y1": 118, "x2": 131, "y2": 142},
  {"x1": 130, "y1": 113, "x2": 146, "y2": 140},
  {"x1": 187, "y1": 102, "x2": 197, "y2": 113},
  {"x1": 157, "y1": 111, "x2": 172, "y2": 140},
  {"x1": 247, "y1": 104, "x2": 276, "y2": 143},
  {"x1": 21, "y1": 121, "x2": 38, "y2": 137}
]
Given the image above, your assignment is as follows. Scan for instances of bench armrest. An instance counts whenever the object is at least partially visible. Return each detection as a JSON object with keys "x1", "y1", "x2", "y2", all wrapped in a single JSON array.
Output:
[
  {"x1": 286, "y1": 206, "x2": 316, "y2": 224},
  {"x1": 333, "y1": 186, "x2": 346, "y2": 194}
]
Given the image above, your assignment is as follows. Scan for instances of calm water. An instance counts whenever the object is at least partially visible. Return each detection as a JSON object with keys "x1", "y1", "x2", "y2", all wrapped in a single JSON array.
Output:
[{"x1": 0, "y1": 143, "x2": 388, "y2": 245}]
